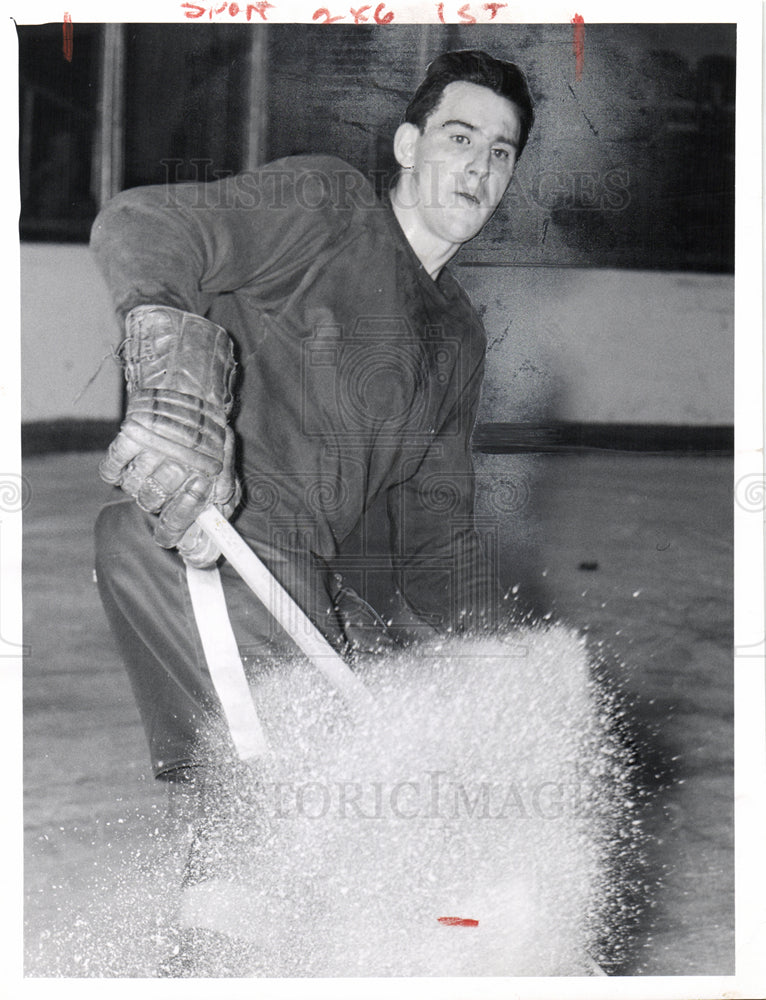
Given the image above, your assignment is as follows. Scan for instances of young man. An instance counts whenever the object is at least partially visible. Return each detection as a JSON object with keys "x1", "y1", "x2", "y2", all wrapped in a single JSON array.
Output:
[{"x1": 92, "y1": 48, "x2": 534, "y2": 971}]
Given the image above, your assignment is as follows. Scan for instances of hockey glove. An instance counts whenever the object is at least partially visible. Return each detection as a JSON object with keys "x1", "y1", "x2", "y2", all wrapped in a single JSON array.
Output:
[
  {"x1": 330, "y1": 574, "x2": 401, "y2": 658},
  {"x1": 100, "y1": 304, "x2": 239, "y2": 568}
]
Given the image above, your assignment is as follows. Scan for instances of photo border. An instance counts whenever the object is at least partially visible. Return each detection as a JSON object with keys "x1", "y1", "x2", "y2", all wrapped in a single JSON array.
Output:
[{"x1": 4, "y1": 3, "x2": 763, "y2": 998}]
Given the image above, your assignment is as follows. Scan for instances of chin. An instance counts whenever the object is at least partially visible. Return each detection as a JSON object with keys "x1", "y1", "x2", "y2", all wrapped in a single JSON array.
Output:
[
  {"x1": 445, "y1": 221, "x2": 486, "y2": 245},
  {"x1": 444, "y1": 209, "x2": 493, "y2": 245}
]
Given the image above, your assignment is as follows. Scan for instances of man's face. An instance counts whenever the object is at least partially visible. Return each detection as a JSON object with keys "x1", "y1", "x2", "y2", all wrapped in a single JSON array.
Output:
[{"x1": 396, "y1": 80, "x2": 523, "y2": 248}]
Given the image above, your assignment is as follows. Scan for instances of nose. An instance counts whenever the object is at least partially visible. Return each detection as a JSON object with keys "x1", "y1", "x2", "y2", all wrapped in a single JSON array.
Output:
[{"x1": 466, "y1": 149, "x2": 491, "y2": 183}]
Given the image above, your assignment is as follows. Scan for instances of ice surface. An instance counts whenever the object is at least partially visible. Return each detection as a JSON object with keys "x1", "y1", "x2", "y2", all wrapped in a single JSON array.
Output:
[{"x1": 27, "y1": 625, "x2": 641, "y2": 977}]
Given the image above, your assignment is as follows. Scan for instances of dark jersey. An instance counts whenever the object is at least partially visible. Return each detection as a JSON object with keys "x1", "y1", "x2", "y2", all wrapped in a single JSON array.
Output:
[{"x1": 91, "y1": 155, "x2": 500, "y2": 631}]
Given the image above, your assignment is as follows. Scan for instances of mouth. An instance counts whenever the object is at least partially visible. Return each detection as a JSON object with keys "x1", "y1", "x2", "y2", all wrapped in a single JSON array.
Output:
[{"x1": 456, "y1": 190, "x2": 481, "y2": 207}]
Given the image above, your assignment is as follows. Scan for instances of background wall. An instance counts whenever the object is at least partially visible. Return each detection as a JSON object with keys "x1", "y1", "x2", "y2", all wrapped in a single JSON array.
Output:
[
  {"x1": 21, "y1": 244, "x2": 121, "y2": 423},
  {"x1": 18, "y1": 22, "x2": 735, "y2": 439},
  {"x1": 264, "y1": 23, "x2": 735, "y2": 274},
  {"x1": 459, "y1": 265, "x2": 733, "y2": 425},
  {"x1": 21, "y1": 245, "x2": 732, "y2": 426}
]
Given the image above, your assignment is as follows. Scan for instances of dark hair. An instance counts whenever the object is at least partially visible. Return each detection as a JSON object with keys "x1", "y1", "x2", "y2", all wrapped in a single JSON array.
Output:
[{"x1": 404, "y1": 49, "x2": 535, "y2": 157}]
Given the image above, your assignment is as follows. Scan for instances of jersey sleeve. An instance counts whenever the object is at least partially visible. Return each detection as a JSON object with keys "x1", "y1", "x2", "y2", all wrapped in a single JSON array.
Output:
[
  {"x1": 90, "y1": 156, "x2": 356, "y2": 322},
  {"x1": 386, "y1": 345, "x2": 504, "y2": 634}
]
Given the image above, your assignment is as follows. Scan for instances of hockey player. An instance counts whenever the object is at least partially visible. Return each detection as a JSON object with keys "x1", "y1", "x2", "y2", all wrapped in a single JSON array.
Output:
[{"x1": 91, "y1": 49, "x2": 534, "y2": 973}]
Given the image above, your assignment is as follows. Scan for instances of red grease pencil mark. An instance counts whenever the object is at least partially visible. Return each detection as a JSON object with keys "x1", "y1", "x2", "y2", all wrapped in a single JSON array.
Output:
[
  {"x1": 571, "y1": 13, "x2": 585, "y2": 82},
  {"x1": 63, "y1": 12, "x2": 73, "y2": 62},
  {"x1": 438, "y1": 916, "x2": 479, "y2": 927}
]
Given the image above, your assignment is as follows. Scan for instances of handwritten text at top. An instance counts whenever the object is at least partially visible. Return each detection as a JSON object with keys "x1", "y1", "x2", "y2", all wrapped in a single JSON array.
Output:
[{"x1": 180, "y1": 1, "x2": 516, "y2": 23}]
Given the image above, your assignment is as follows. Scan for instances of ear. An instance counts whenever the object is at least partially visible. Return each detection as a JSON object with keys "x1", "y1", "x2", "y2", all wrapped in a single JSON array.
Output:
[{"x1": 393, "y1": 122, "x2": 420, "y2": 169}]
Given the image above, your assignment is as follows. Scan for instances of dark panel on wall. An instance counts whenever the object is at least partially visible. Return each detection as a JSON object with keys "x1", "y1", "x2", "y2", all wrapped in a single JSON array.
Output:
[
  {"x1": 266, "y1": 25, "x2": 423, "y2": 185},
  {"x1": 18, "y1": 23, "x2": 101, "y2": 241},
  {"x1": 265, "y1": 23, "x2": 735, "y2": 273},
  {"x1": 123, "y1": 24, "x2": 250, "y2": 188},
  {"x1": 18, "y1": 22, "x2": 734, "y2": 271}
]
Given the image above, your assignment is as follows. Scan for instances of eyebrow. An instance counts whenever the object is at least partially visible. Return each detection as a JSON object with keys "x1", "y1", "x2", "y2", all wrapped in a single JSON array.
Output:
[{"x1": 440, "y1": 119, "x2": 519, "y2": 149}]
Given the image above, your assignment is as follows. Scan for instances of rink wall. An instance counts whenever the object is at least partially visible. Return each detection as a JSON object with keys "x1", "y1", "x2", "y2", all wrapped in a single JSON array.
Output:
[{"x1": 20, "y1": 243, "x2": 733, "y2": 449}]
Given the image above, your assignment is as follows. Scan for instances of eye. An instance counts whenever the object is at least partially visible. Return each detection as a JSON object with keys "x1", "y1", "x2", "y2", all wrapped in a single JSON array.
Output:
[
  {"x1": 492, "y1": 147, "x2": 512, "y2": 161},
  {"x1": 451, "y1": 133, "x2": 470, "y2": 145}
]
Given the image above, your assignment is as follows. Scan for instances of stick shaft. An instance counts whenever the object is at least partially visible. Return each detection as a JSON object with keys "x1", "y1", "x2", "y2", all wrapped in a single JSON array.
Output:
[
  {"x1": 196, "y1": 507, "x2": 373, "y2": 711},
  {"x1": 186, "y1": 562, "x2": 270, "y2": 759}
]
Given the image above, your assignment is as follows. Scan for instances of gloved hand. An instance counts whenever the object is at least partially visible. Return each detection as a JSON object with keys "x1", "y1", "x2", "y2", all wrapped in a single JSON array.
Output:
[
  {"x1": 384, "y1": 589, "x2": 442, "y2": 646},
  {"x1": 330, "y1": 574, "x2": 400, "y2": 658},
  {"x1": 99, "y1": 304, "x2": 239, "y2": 568}
]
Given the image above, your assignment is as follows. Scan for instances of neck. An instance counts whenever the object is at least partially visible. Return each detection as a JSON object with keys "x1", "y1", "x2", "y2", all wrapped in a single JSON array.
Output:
[{"x1": 390, "y1": 175, "x2": 459, "y2": 280}]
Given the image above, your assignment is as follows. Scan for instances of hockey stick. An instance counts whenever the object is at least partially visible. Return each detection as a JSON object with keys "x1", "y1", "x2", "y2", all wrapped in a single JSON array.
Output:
[
  {"x1": 186, "y1": 561, "x2": 270, "y2": 759},
  {"x1": 195, "y1": 506, "x2": 374, "y2": 713}
]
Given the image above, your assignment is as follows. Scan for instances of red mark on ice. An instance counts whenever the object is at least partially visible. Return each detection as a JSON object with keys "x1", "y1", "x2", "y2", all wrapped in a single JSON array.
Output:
[
  {"x1": 62, "y1": 12, "x2": 73, "y2": 62},
  {"x1": 438, "y1": 916, "x2": 479, "y2": 927},
  {"x1": 571, "y1": 13, "x2": 585, "y2": 82}
]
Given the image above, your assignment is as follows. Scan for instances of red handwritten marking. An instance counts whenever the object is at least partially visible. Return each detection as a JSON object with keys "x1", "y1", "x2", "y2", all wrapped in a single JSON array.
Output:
[
  {"x1": 182, "y1": 1, "x2": 273, "y2": 19},
  {"x1": 248, "y1": 2, "x2": 274, "y2": 19},
  {"x1": 438, "y1": 916, "x2": 479, "y2": 927},
  {"x1": 313, "y1": 2, "x2": 392, "y2": 22},
  {"x1": 436, "y1": 2, "x2": 506, "y2": 23},
  {"x1": 572, "y1": 13, "x2": 585, "y2": 82},
  {"x1": 183, "y1": 2, "x2": 216, "y2": 16},
  {"x1": 176, "y1": 0, "x2": 515, "y2": 22},
  {"x1": 62, "y1": 12, "x2": 73, "y2": 62}
]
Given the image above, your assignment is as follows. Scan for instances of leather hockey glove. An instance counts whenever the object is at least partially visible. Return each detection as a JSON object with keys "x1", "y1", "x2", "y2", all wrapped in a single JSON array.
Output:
[
  {"x1": 330, "y1": 574, "x2": 400, "y2": 658},
  {"x1": 100, "y1": 304, "x2": 239, "y2": 569}
]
